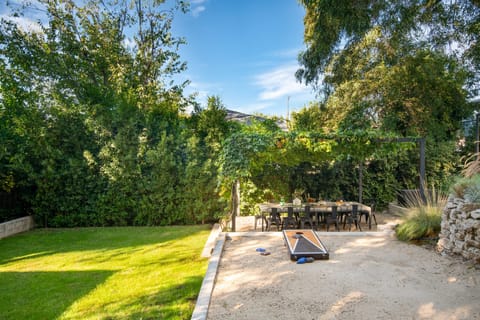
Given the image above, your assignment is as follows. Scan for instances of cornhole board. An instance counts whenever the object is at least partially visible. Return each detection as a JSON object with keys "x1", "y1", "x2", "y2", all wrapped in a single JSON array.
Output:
[{"x1": 282, "y1": 229, "x2": 329, "y2": 261}]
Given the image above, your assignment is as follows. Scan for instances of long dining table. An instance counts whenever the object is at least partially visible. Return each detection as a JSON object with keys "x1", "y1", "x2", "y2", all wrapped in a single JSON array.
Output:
[{"x1": 258, "y1": 201, "x2": 372, "y2": 231}]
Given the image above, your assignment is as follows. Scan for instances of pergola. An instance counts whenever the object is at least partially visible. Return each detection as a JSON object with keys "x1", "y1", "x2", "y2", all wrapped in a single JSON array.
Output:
[{"x1": 220, "y1": 131, "x2": 426, "y2": 231}]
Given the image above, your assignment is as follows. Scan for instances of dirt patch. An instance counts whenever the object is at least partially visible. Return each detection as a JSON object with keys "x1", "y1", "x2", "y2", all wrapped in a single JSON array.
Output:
[{"x1": 207, "y1": 231, "x2": 480, "y2": 320}]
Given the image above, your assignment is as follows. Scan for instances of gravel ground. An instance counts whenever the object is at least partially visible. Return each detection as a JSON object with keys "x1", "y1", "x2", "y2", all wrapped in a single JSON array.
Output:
[{"x1": 207, "y1": 228, "x2": 480, "y2": 320}]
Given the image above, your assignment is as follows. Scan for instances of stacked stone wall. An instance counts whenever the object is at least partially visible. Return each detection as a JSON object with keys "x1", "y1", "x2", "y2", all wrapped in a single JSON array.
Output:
[{"x1": 437, "y1": 196, "x2": 480, "y2": 264}]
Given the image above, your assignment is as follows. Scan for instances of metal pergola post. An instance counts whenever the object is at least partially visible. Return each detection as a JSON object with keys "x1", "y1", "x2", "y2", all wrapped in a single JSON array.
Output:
[
  {"x1": 476, "y1": 113, "x2": 479, "y2": 157},
  {"x1": 419, "y1": 137, "x2": 426, "y2": 203}
]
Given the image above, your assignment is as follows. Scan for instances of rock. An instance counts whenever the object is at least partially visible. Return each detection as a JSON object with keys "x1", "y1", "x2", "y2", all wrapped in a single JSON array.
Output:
[
  {"x1": 466, "y1": 239, "x2": 480, "y2": 249},
  {"x1": 456, "y1": 232, "x2": 466, "y2": 241},
  {"x1": 471, "y1": 211, "x2": 480, "y2": 219}
]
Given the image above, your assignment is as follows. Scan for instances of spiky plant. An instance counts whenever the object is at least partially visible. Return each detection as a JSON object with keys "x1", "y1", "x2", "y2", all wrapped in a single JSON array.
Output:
[
  {"x1": 462, "y1": 152, "x2": 480, "y2": 178},
  {"x1": 396, "y1": 185, "x2": 447, "y2": 242}
]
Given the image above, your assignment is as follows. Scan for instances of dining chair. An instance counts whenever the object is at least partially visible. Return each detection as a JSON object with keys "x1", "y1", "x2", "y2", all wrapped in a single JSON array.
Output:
[
  {"x1": 314, "y1": 207, "x2": 328, "y2": 231},
  {"x1": 325, "y1": 205, "x2": 339, "y2": 231},
  {"x1": 254, "y1": 205, "x2": 267, "y2": 231},
  {"x1": 282, "y1": 206, "x2": 297, "y2": 230},
  {"x1": 343, "y1": 204, "x2": 361, "y2": 231},
  {"x1": 359, "y1": 201, "x2": 377, "y2": 230},
  {"x1": 266, "y1": 207, "x2": 282, "y2": 231},
  {"x1": 299, "y1": 205, "x2": 314, "y2": 229}
]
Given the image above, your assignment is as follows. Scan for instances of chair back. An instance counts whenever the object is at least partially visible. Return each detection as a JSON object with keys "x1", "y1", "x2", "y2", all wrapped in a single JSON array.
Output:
[
  {"x1": 330, "y1": 205, "x2": 338, "y2": 219},
  {"x1": 287, "y1": 206, "x2": 294, "y2": 218},
  {"x1": 304, "y1": 205, "x2": 311, "y2": 216},
  {"x1": 370, "y1": 201, "x2": 376, "y2": 213},
  {"x1": 351, "y1": 204, "x2": 358, "y2": 218},
  {"x1": 271, "y1": 207, "x2": 279, "y2": 219}
]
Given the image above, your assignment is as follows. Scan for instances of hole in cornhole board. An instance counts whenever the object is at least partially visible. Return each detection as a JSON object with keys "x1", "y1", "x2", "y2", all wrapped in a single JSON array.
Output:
[{"x1": 282, "y1": 229, "x2": 329, "y2": 261}]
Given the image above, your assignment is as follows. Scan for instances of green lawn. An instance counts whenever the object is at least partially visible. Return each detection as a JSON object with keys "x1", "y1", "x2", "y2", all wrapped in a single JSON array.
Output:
[{"x1": 0, "y1": 225, "x2": 211, "y2": 320}]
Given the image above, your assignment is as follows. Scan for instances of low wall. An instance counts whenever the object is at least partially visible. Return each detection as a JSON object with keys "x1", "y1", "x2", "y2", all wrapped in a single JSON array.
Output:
[
  {"x1": 388, "y1": 202, "x2": 409, "y2": 216},
  {"x1": 437, "y1": 196, "x2": 480, "y2": 264},
  {"x1": 0, "y1": 216, "x2": 34, "y2": 239},
  {"x1": 225, "y1": 216, "x2": 257, "y2": 232}
]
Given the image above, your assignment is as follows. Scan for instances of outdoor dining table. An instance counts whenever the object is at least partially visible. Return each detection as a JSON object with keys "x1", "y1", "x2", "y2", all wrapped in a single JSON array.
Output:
[{"x1": 258, "y1": 201, "x2": 372, "y2": 231}]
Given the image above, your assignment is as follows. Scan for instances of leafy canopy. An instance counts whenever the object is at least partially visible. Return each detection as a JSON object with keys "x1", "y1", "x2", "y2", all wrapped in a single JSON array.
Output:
[
  {"x1": 296, "y1": 0, "x2": 476, "y2": 141},
  {"x1": 219, "y1": 128, "x2": 414, "y2": 181}
]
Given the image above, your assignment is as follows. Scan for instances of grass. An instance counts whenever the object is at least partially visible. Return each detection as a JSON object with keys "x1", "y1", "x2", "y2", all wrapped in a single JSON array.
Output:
[
  {"x1": 0, "y1": 225, "x2": 211, "y2": 320},
  {"x1": 395, "y1": 206, "x2": 443, "y2": 241},
  {"x1": 395, "y1": 187, "x2": 446, "y2": 242}
]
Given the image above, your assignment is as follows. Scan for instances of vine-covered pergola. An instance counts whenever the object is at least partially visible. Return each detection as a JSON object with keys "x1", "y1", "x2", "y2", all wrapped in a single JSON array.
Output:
[{"x1": 218, "y1": 130, "x2": 426, "y2": 231}]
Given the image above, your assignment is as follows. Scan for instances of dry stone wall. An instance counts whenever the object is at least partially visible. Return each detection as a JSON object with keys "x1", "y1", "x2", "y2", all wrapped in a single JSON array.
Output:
[{"x1": 437, "y1": 195, "x2": 480, "y2": 264}]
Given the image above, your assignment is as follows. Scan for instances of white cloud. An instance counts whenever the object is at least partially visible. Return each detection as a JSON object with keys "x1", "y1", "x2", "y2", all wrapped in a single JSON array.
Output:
[
  {"x1": 254, "y1": 63, "x2": 311, "y2": 101},
  {"x1": 0, "y1": 14, "x2": 43, "y2": 33},
  {"x1": 190, "y1": 0, "x2": 207, "y2": 17},
  {"x1": 191, "y1": 5, "x2": 205, "y2": 17},
  {"x1": 122, "y1": 37, "x2": 136, "y2": 51},
  {"x1": 270, "y1": 48, "x2": 303, "y2": 59},
  {"x1": 0, "y1": 0, "x2": 46, "y2": 33}
]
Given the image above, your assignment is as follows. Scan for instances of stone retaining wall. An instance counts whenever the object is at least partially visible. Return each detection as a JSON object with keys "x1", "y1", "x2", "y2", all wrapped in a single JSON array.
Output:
[
  {"x1": 437, "y1": 196, "x2": 480, "y2": 264},
  {"x1": 0, "y1": 216, "x2": 34, "y2": 239}
]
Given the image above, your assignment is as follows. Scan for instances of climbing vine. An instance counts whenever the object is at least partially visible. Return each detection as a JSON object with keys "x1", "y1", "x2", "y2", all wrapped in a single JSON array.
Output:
[{"x1": 219, "y1": 129, "x2": 415, "y2": 182}]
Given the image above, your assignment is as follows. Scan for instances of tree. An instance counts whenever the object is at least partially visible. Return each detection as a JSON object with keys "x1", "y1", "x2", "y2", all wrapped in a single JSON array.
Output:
[
  {"x1": 181, "y1": 96, "x2": 233, "y2": 223},
  {"x1": 296, "y1": 0, "x2": 476, "y2": 140},
  {"x1": 291, "y1": 101, "x2": 329, "y2": 132},
  {"x1": 297, "y1": 0, "x2": 480, "y2": 94},
  {"x1": 0, "y1": 0, "x2": 192, "y2": 226},
  {"x1": 325, "y1": 49, "x2": 470, "y2": 140},
  {"x1": 293, "y1": 2, "x2": 476, "y2": 205}
]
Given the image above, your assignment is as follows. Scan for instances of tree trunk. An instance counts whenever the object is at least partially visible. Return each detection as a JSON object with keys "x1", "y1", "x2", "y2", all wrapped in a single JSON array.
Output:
[
  {"x1": 231, "y1": 179, "x2": 240, "y2": 231},
  {"x1": 358, "y1": 162, "x2": 363, "y2": 203}
]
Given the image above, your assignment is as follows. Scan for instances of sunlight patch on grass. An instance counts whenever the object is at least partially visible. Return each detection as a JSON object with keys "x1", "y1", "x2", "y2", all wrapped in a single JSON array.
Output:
[{"x1": 0, "y1": 226, "x2": 211, "y2": 320}]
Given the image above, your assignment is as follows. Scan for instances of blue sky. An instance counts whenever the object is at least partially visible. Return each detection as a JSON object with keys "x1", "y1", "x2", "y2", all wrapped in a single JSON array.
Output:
[
  {"x1": 0, "y1": 0, "x2": 317, "y2": 117},
  {"x1": 174, "y1": 0, "x2": 316, "y2": 117}
]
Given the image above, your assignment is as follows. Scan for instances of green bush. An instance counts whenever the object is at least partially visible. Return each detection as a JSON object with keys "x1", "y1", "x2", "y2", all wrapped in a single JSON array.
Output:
[
  {"x1": 451, "y1": 175, "x2": 480, "y2": 203},
  {"x1": 395, "y1": 187, "x2": 446, "y2": 241},
  {"x1": 396, "y1": 207, "x2": 443, "y2": 241}
]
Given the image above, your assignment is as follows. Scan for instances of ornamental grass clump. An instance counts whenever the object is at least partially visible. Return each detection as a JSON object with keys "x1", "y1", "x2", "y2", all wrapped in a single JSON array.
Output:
[{"x1": 395, "y1": 186, "x2": 447, "y2": 242}]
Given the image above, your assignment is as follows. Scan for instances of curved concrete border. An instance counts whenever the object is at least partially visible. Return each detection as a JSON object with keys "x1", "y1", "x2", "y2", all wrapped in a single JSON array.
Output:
[
  {"x1": 201, "y1": 223, "x2": 222, "y2": 258},
  {"x1": 191, "y1": 231, "x2": 226, "y2": 320}
]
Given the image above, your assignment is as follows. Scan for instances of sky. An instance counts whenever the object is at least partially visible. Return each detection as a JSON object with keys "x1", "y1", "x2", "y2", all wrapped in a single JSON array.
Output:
[
  {"x1": 173, "y1": 0, "x2": 317, "y2": 117},
  {"x1": 0, "y1": 0, "x2": 317, "y2": 117}
]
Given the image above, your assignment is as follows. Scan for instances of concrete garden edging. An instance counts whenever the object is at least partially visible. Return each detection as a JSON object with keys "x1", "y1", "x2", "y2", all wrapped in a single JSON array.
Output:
[{"x1": 0, "y1": 216, "x2": 34, "y2": 239}]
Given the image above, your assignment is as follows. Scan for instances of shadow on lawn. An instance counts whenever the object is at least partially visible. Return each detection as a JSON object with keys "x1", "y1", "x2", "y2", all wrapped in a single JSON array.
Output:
[
  {"x1": 0, "y1": 226, "x2": 211, "y2": 319},
  {"x1": 0, "y1": 225, "x2": 210, "y2": 265},
  {"x1": 0, "y1": 270, "x2": 114, "y2": 320},
  {"x1": 120, "y1": 275, "x2": 205, "y2": 320}
]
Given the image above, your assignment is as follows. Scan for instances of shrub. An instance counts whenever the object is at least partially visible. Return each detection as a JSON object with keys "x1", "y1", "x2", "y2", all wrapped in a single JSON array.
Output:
[
  {"x1": 396, "y1": 206, "x2": 443, "y2": 241},
  {"x1": 395, "y1": 187, "x2": 446, "y2": 241},
  {"x1": 454, "y1": 152, "x2": 480, "y2": 202},
  {"x1": 463, "y1": 182, "x2": 480, "y2": 203}
]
